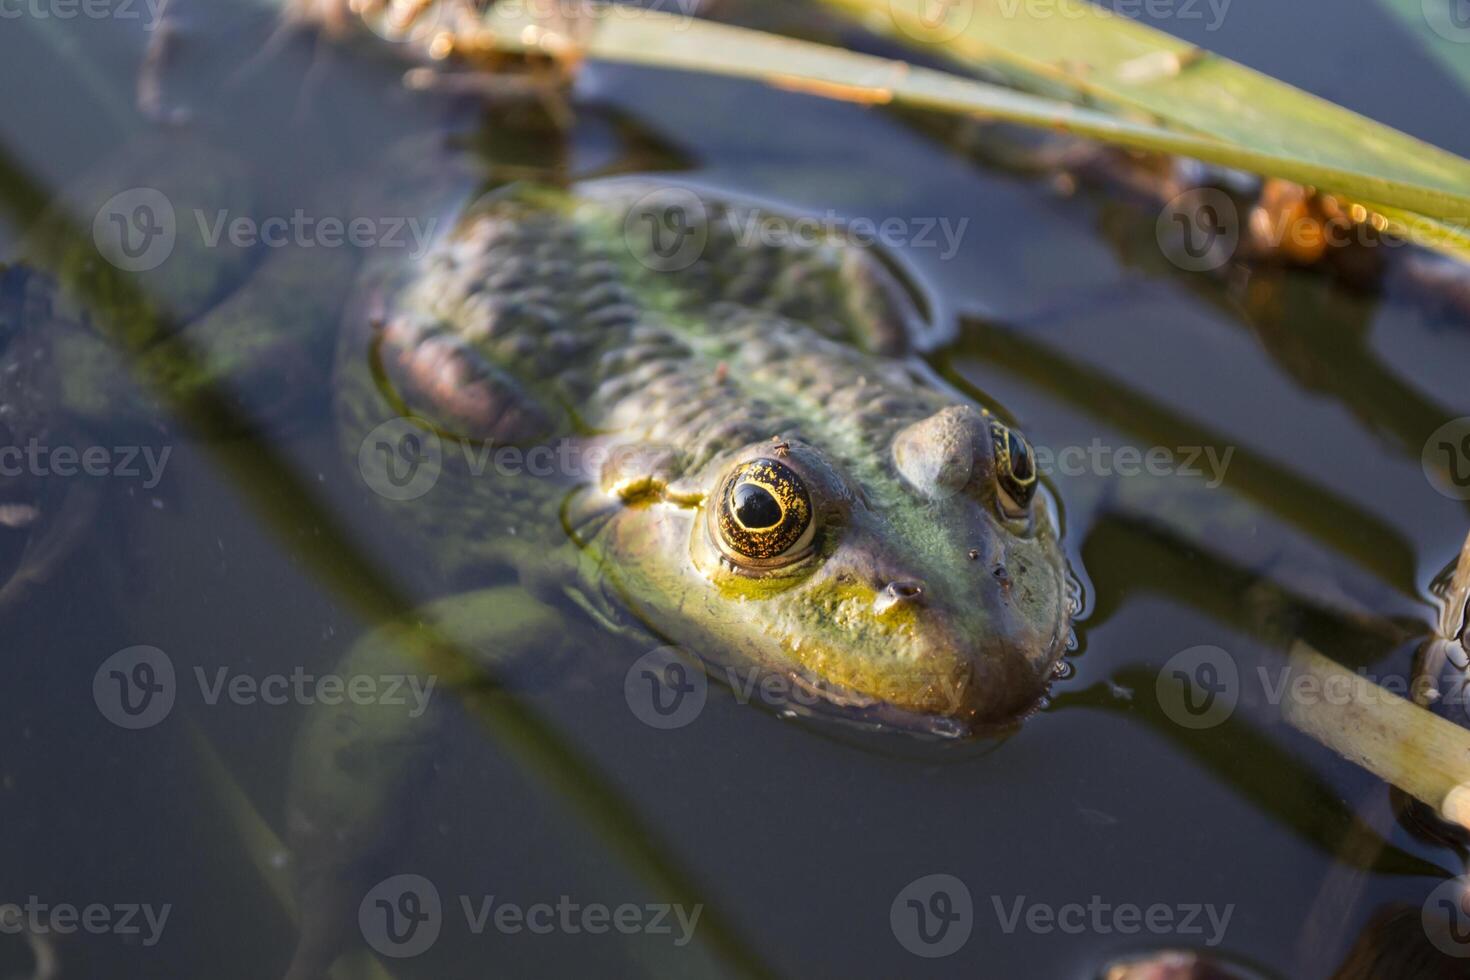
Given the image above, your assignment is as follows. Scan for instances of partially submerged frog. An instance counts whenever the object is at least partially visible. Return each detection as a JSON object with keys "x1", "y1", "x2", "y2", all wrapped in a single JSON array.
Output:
[
  {"x1": 8, "y1": 9, "x2": 1072, "y2": 975},
  {"x1": 7, "y1": 141, "x2": 1074, "y2": 973},
  {"x1": 342, "y1": 182, "x2": 1072, "y2": 723},
  {"x1": 269, "y1": 178, "x2": 1074, "y2": 976}
]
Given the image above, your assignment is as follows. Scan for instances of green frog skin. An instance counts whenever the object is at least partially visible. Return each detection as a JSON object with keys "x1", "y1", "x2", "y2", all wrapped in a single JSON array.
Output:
[{"x1": 278, "y1": 180, "x2": 1073, "y2": 977}]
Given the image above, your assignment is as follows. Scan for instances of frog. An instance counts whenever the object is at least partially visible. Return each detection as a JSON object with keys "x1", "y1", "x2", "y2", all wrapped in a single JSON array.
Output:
[
  {"x1": 250, "y1": 164, "x2": 1070, "y2": 973},
  {"x1": 1, "y1": 9, "x2": 1072, "y2": 978},
  {"x1": 6, "y1": 153, "x2": 1073, "y2": 975},
  {"x1": 349, "y1": 177, "x2": 1073, "y2": 702}
]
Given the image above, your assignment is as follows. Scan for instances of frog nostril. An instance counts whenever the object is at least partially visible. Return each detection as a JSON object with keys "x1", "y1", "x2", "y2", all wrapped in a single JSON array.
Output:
[{"x1": 875, "y1": 579, "x2": 925, "y2": 616}]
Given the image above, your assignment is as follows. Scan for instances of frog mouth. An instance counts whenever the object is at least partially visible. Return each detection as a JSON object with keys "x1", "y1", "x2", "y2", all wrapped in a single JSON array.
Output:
[
  {"x1": 772, "y1": 668, "x2": 988, "y2": 739},
  {"x1": 686, "y1": 648, "x2": 1041, "y2": 741}
]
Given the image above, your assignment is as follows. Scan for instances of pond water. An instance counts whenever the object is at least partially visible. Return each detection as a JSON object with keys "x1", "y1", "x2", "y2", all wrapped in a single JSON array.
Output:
[{"x1": 4, "y1": 1, "x2": 1470, "y2": 978}]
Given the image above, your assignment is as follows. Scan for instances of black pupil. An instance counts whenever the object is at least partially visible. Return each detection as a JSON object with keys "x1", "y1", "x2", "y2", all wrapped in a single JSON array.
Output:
[
  {"x1": 733, "y1": 483, "x2": 782, "y2": 529},
  {"x1": 1007, "y1": 432, "x2": 1034, "y2": 481}
]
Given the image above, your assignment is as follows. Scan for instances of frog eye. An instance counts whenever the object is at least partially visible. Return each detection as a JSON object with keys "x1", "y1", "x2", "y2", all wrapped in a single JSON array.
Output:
[
  {"x1": 713, "y1": 458, "x2": 815, "y2": 565},
  {"x1": 989, "y1": 420, "x2": 1037, "y2": 518}
]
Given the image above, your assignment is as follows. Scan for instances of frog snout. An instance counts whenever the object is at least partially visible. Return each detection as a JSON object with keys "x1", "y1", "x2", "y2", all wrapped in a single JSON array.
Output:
[{"x1": 957, "y1": 632, "x2": 1050, "y2": 721}]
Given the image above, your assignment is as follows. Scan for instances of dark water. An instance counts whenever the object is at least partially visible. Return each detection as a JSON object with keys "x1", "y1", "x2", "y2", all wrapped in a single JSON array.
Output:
[{"x1": 3, "y1": 2, "x2": 1470, "y2": 978}]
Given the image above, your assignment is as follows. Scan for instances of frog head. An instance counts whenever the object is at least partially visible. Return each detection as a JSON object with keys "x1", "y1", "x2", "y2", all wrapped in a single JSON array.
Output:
[{"x1": 581, "y1": 404, "x2": 1073, "y2": 735}]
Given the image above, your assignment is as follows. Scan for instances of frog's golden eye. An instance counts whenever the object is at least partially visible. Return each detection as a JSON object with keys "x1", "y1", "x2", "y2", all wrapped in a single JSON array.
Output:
[
  {"x1": 714, "y1": 458, "x2": 814, "y2": 564},
  {"x1": 989, "y1": 420, "x2": 1037, "y2": 518}
]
